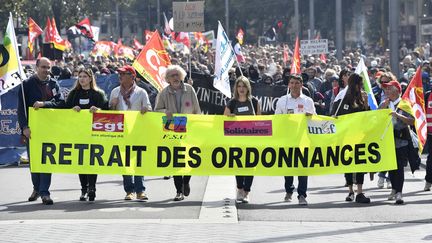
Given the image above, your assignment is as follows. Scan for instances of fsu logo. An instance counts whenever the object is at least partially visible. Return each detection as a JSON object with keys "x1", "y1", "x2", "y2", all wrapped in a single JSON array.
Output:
[
  {"x1": 162, "y1": 116, "x2": 187, "y2": 133},
  {"x1": 92, "y1": 113, "x2": 124, "y2": 132}
]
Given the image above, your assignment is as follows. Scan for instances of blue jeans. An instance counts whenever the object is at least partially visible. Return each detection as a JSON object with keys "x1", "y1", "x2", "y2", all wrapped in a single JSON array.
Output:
[
  {"x1": 378, "y1": 172, "x2": 390, "y2": 181},
  {"x1": 284, "y1": 176, "x2": 308, "y2": 198},
  {"x1": 122, "y1": 175, "x2": 145, "y2": 193},
  {"x1": 31, "y1": 173, "x2": 52, "y2": 196},
  {"x1": 27, "y1": 140, "x2": 51, "y2": 196}
]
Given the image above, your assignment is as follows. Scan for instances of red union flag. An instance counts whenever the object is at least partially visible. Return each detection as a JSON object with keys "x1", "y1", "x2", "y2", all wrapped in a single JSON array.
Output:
[
  {"x1": 117, "y1": 45, "x2": 135, "y2": 60},
  {"x1": 91, "y1": 41, "x2": 114, "y2": 57},
  {"x1": 398, "y1": 67, "x2": 427, "y2": 152},
  {"x1": 75, "y1": 17, "x2": 94, "y2": 40},
  {"x1": 290, "y1": 37, "x2": 301, "y2": 74},
  {"x1": 28, "y1": 17, "x2": 43, "y2": 54},
  {"x1": 50, "y1": 17, "x2": 67, "y2": 51},
  {"x1": 133, "y1": 30, "x2": 171, "y2": 91},
  {"x1": 236, "y1": 28, "x2": 244, "y2": 45},
  {"x1": 92, "y1": 113, "x2": 124, "y2": 132}
]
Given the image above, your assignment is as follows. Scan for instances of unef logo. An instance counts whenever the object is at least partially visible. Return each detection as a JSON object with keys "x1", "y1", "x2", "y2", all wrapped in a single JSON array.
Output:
[
  {"x1": 307, "y1": 120, "x2": 336, "y2": 134},
  {"x1": 92, "y1": 113, "x2": 124, "y2": 132}
]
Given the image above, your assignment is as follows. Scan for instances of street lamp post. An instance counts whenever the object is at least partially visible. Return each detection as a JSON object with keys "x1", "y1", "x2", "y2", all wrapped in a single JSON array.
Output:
[
  {"x1": 309, "y1": 0, "x2": 314, "y2": 39},
  {"x1": 336, "y1": 0, "x2": 342, "y2": 60},
  {"x1": 389, "y1": 0, "x2": 400, "y2": 76},
  {"x1": 225, "y1": 0, "x2": 229, "y2": 35}
]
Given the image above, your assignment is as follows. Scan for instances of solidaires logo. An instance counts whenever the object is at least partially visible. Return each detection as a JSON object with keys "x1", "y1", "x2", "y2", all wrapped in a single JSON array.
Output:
[
  {"x1": 92, "y1": 113, "x2": 124, "y2": 132},
  {"x1": 224, "y1": 120, "x2": 272, "y2": 136},
  {"x1": 307, "y1": 120, "x2": 336, "y2": 134}
]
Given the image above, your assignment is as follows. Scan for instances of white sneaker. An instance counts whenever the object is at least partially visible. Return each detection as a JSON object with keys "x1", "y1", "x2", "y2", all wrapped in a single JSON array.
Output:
[
  {"x1": 388, "y1": 189, "x2": 396, "y2": 200},
  {"x1": 236, "y1": 189, "x2": 244, "y2": 201},
  {"x1": 284, "y1": 192, "x2": 293, "y2": 202},
  {"x1": 395, "y1": 192, "x2": 404, "y2": 205},
  {"x1": 242, "y1": 192, "x2": 250, "y2": 203},
  {"x1": 386, "y1": 180, "x2": 392, "y2": 189},
  {"x1": 425, "y1": 182, "x2": 431, "y2": 191},
  {"x1": 298, "y1": 195, "x2": 308, "y2": 205},
  {"x1": 377, "y1": 177, "x2": 385, "y2": 188}
]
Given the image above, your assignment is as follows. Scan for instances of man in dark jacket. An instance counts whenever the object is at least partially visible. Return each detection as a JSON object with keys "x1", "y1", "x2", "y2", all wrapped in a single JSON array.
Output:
[{"x1": 18, "y1": 57, "x2": 65, "y2": 205}]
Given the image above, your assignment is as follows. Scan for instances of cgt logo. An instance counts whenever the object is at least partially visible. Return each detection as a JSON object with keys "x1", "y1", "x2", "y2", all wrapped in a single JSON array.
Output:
[
  {"x1": 162, "y1": 116, "x2": 187, "y2": 133},
  {"x1": 92, "y1": 113, "x2": 124, "y2": 132}
]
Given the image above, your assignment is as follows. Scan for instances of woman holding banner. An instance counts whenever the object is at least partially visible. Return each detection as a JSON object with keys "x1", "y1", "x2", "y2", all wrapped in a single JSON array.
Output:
[
  {"x1": 224, "y1": 76, "x2": 261, "y2": 203},
  {"x1": 155, "y1": 65, "x2": 201, "y2": 201},
  {"x1": 66, "y1": 68, "x2": 108, "y2": 201},
  {"x1": 332, "y1": 73, "x2": 371, "y2": 204}
]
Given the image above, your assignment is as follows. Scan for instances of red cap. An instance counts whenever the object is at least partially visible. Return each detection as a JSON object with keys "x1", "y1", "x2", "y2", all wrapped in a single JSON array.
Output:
[
  {"x1": 117, "y1": 65, "x2": 136, "y2": 77},
  {"x1": 381, "y1": 80, "x2": 401, "y2": 93},
  {"x1": 375, "y1": 71, "x2": 384, "y2": 79}
]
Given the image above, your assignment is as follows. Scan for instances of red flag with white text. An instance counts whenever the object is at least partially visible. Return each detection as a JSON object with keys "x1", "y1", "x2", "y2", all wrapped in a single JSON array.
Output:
[
  {"x1": 133, "y1": 30, "x2": 171, "y2": 91},
  {"x1": 290, "y1": 37, "x2": 301, "y2": 74},
  {"x1": 28, "y1": 18, "x2": 43, "y2": 54},
  {"x1": 397, "y1": 67, "x2": 427, "y2": 152}
]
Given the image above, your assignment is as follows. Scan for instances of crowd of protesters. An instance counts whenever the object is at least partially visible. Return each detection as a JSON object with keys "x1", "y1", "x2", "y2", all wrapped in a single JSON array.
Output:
[{"x1": 19, "y1": 40, "x2": 432, "y2": 205}]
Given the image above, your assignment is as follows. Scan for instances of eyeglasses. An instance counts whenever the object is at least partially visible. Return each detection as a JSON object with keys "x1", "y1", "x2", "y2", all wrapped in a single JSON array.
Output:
[
  {"x1": 119, "y1": 72, "x2": 132, "y2": 76},
  {"x1": 168, "y1": 73, "x2": 179, "y2": 78},
  {"x1": 39, "y1": 66, "x2": 50, "y2": 69}
]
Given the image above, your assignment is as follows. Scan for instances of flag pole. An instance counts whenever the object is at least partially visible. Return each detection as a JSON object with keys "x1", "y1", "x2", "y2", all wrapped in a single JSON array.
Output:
[
  {"x1": 380, "y1": 119, "x2": 392, "y2": 140},
  {"x1": 188, "y1": 34, "x2": 192, "y2": 79},
  {"x1": 9, "y1": 12, "x2": 28, "y2": 119}
]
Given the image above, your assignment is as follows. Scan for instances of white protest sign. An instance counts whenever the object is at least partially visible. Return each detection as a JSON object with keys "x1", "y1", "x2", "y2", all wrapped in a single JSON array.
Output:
[
  {"x1": 173, "y1": 1, "x2": 205, "y2": 32},
  {"x1": 300, "y1": 39, "x2": 328, "y2": 55}
]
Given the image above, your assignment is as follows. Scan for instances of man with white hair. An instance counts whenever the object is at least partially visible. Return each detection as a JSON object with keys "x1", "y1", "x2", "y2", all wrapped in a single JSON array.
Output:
[{"x1": 155, "y1": 65, "x2": 201, "y2": 201}]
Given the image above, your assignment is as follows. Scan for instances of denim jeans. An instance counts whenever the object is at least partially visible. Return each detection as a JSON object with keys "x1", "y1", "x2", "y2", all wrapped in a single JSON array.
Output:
[
  {"x1": 27, "y1": 140, "x2": 51, "y2": 196},
  {"x1": 122, "y1": 175, "x2": 145, "y2": 193},
  {"x1": 31, "y1": 172, "x2": 52, "y2": 196},
  {"x1": 236, "y1": 176, "x2": 254, "y2": 192},
  {"x1": 378, "y1": 172, "x2": 390, "y2": 181},
  {"x1": 284, "y1": 176, "x2": 308, "y2": 197}
]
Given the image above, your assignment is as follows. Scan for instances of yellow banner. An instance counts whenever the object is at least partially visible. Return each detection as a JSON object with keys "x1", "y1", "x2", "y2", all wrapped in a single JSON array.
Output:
[{"x1": 29, "y1": 109, "x2": 397, "y2": 176}]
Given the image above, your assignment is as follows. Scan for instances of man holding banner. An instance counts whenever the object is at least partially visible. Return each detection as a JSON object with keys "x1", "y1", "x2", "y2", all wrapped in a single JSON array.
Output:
[
  {"x1": 275, "y1": 74, "x2": 316, "y2": 205},
  {"x1": 155, "y1": 65, "x2": 201, "y2": 201},
  {"x1": 380, "y1": 80, "x2": 415, "y2": 205},
  {"x1": 109, "y1": 65, "x2": 152, "y2": 201},
  {"x1": 18, "y1": 57, "x2": 65, "y2": 205}
]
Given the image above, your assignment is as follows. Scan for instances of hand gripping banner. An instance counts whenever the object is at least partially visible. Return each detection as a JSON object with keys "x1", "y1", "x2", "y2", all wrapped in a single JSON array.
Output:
[{"x1": 29, "y1": 109, "x2": 397, "y2": 176}]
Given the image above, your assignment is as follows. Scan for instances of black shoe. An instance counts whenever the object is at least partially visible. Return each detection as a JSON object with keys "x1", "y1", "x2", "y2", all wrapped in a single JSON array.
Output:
[
  {"x1": 345, "y1": 192, "x2": 354, "y2": 202},
  {"x1": 174, "y1": 193, "x2": 184, "y2": 201},
  {"x1": 28, "y1": 190, "x2": 40, "y2": 201},
  {"x1": 355, "y1": 193, "x2": 371, "y2": 203},
  {"x1": 163, "y1": 176, "x2": 171, "y2": 180},
  {"x1": 183, "y1": 183, "x2": 190, "y2": 197},
  {"x1": 88, "y1": 189, "x2": 96, "y2": 201},
  {"x1": 42, "y1": 196, "x2": 54, "y2": 205},
  {"x1": 79, "y1": 192, "x2": 87, "y2": 201}
]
